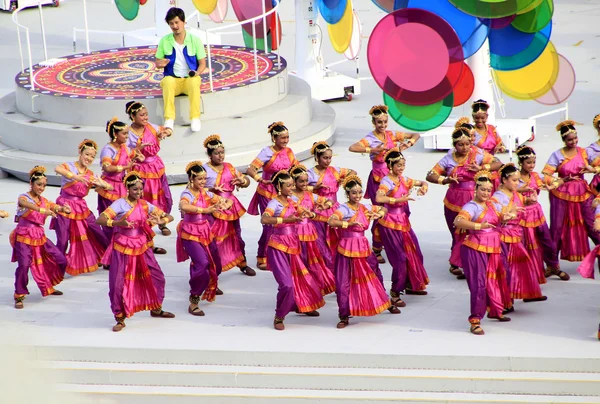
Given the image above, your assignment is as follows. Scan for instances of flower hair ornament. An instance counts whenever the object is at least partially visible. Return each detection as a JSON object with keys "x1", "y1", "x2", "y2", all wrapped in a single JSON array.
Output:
[
  {"x1": 452, "y1": 128, "x2": 471, "y2": 143},
  {"x1": 383, "y1": 147, "x2": 405, "y2": 164},
  {"x1": 106, "y1": 117, "x2": 120, "y2": 135},
  {"x1": 515, "y1": 145, "x2": 536, "y2": 161},
  {"x1": 593, "y1": 114, "x2": 600, "y2": 130},
  {"x1": 185, "y1": 160, "x2": 205, "y2": 175},
  {"x1": 126, "y1": 101, "x2": 144, "y2": 116},
  {"x1": 474, "y1": 170, "x2": 492, "y2": 185},
  {"x1": 556, "y1": 119, "x2": 577, "y2": 138},
  {"x1": 123, "y1": 171, "x2": 143, "y2": 186},
  {"x1": 499, "y1": 163, "x2": 519, "y2": 178},
  {"x1": 342, "y1": 174, "x2": 362, "y2": 192},
  {"x1": 471, "y1": 99, "x2": 490, "y2": 115},
  {"x1": 454, "y1": 117, "x2": 471, "y2": 129},
  {"x1": 369, "y1": 105, "x2": 388, "y2": 118},
  {"x1": 79, "y1": 139, "x2": 99, "y2": 152},
  {"x1": 203, "y1": 134, "x2": 223, "y2": 150},
  {"x1": 268, "y1": 121, "x2": 287, "y2": 136},
  {"x1": 289, "y1": 164, "x2": 308, "y2": 179},
  {"x1": 310, "y1": 141, "x2": 330, "y2": 156},
  {"x1": 29, "y1": 165, "x2": 47, "y2": 181}
]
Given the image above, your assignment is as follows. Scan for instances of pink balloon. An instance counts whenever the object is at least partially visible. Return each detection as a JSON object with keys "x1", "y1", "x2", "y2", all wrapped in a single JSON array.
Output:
[
  {"x1": 535, "y1": 54, "x2": 576, "y2": 105},
  {"x1": 209, "y1": 0, "x2": 228, "y2": 23}
]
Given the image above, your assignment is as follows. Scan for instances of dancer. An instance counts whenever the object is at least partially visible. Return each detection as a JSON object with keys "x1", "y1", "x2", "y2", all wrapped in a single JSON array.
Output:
[
  {"x1": 472, "y1": 100, "x2": 506, "y2": 154},
  {"x1": 247, "y1": 122, "x2": 299, "y2": 270},
  {"x1": 348, "y1": 105, "x2": 420, "y2": 263},
  {"x1": 492, "y1": 163, "x2": 547, "y2": 302},
  {"x1": 98, "y1": 118, "x2": 141, "y2": 241},
  {"x1": 289, "y1": 164, "x2": 336, "y2": 296},
  {"x1": 11, "y1": 166, "x2": 70, "y2": 309},
  {"x1": 328, "y1": 175, "x2": 400, "y2": 329},
  {"x1": 516, "y1": 145, "x2": 562, "y2": 283},
  {"x1": 542, "y1": 120, "x2": 600, "y2": 272},
  {"x1": 177, "y1": 162, "x2": 231, "y2": 316},
  {"x1": 376, "y1": 149, "x2": 429, "y2": 304},
  {"x1": 586, "y1": 114, "x2": 600, "y2": 195},
  {"x1": 126, "y1": 100, "x2": 173, "y2": 239},
  {"x1": 426, "y1": 128, "x2": 501, "y2": 279},
  {"x1": 53, "y1": 139, "x2": 110, "y2": 276},
  {"x1": 97, "y1": 171, "x2": 175, "y2": 332},
  {"x1": 203, "y1": 134, "x2": 256, "y2": 276},
  {"x1": 155, "y1": 7, "x2": 206, "y2": 132},
  {"x1": 454, "y1": 171, "x2": 513, "y2": 335},
  {"x1": 260, "y1": 170, "x2": 325, "y2": 330},
  {"x1": 307, "y1": 141, "x2": 356, "y2": 260}
]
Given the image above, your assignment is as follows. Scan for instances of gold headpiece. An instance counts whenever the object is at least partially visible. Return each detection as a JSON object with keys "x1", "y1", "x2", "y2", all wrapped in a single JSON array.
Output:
[
  {"x1": 203, "y1": 134, "x2": 222, "y2": 149},
  {"x1": 455, "y1": 117, "x2": 471, "y2": 129},
  {"x1": 383, "y1": 147, "x2": 405, "y2": 164},
  {"x1": 556, "y1": 119, "x2": 577, "y2": 137},
  {"x1": 516, "y1": 145, "x2": 536, "y2": 161},
  {"x1": 594, "y1": 114, "x2": 600, "y2": 130},
  {"x1": 185, "y1": 160, "x2": 204, "y2": 174},
  {"x1": 268, "y1": 121, "x2": 287, "y2": 136},
  {"x1": 474, "y1": 170, "x2": 492, "y2": 185},
  {"x1": 289, "y1": 164, "x2": 308, "y2": 179},
  {"x1": 272, "y1": 169, "x2": 291, "y2": 189},
  {"x1": 29, "y1": 165, "x2": 47, "y2": 178},
  {"x1": 499, "y1": 163, "x2": 519, "y2": 177},
  {"x1": 471, "y1": 99, "x2": 490, "y2": 115},
  {"x1": 342, "y1": 174, "x2": 362, "y2": 192},
  {"x1": 310, "y1": 141, "x2": 330, "y2": 156},
  {"x1": 106, "y1": 116, "x2": 119, "y2": 134},
  {"x1": 78, "y1": 139, "x2": 98, "y2": 152},
  {"x1": 452, "y1": 128, "x2": 471, "y2": 143},
  {"x1": 123, "y1": 171, "x2": 143, "y2": 186},
  {"x1": 369, "y1": 105, "x2": 388, "y2": 117},
  {"x1": 126, "y1": 101, "x2": 144, "y2": 116}
]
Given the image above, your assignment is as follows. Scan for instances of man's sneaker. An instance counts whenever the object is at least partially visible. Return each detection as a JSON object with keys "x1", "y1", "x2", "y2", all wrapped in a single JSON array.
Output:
[
  {"x1": 164, "y1": 119, "x2": 174, "y2": 130},
  {"x1": 191, "y1": 118, "x2": 201, "y2": 132}
]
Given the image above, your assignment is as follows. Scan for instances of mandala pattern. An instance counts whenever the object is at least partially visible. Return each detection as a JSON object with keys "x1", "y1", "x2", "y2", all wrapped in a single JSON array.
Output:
[{"x1": 15, "y1": 45, "x2": 286, "y2": 99}]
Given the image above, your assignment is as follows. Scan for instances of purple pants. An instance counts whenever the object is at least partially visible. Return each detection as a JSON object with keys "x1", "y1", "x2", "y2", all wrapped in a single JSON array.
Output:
[
  {"x1": 182, "y1": 239, "x2": 220, "y2": 295},
  {"x1": 528, "y1": 222, "x2": 559, "y2": 268},
  {"x1": 380, "y1": 226, "x2": 408, "y2": 294},
  {"x1": 14, "y1": 240, "x2": 66, "y2": 296},
  {"x1": 267, "y1": 247, "x2": 297, "y2": 318},
  {"x1": 54, "y1": 213, "x2": 109, "y2": 255},
  {"x1": 334, "y1": 253, "x2": 384, "y2": 318},
  {"x1": 98, "y1": 194, "x2": 115, "y2": 240},
  {"x1": 232, "y1": 218, "x2": 247, "y2": 265},
  {"x1": 444, "y1": 206, "x2": 460, "y2": 253},
  {"x1": 108, "y1": 249, "x2": 165, "y2": 317},
  {"x1": 254, "y1": 194, "x2": 273, "y2": 262},
  {"x1": 460, "y1": 246, "x2": 489, "y2": 321}
]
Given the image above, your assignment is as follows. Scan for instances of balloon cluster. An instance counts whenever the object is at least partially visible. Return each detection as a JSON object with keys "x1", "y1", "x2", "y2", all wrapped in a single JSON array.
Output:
[
  {"x1": 368, "y1": 0, "x2": 575, "y2": 131},
  {"x1": 114, "y1": 0, "x2": 147, "y2": 21},
  {"x1": 316, "y1": 0, "x2": 362, "y2": 60},
  {"x1": 193, "y1": 0, "x2": 228, "y2": 23}
]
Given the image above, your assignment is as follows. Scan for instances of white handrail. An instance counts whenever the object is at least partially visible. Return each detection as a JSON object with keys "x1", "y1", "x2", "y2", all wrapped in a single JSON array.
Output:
[{"x1": 11, "y1": 7, "x2": 36, "y2": 91}]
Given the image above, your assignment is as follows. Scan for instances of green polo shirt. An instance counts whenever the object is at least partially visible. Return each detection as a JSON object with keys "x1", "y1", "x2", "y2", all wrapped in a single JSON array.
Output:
[{"x1": 155, "y1": 31, "x2": 206, "y2": 60}]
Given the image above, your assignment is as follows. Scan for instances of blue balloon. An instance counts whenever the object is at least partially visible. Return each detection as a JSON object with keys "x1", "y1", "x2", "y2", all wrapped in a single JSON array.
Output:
[
  {"x1": 318, "y1": 0, "x2": 347, "y2": 24},
  {"x1": 395, "y1": 0, "x2": 490, "y2": 59},
  {"x1": 490, "y1": 22, "x2": 552, "y2": 70}
]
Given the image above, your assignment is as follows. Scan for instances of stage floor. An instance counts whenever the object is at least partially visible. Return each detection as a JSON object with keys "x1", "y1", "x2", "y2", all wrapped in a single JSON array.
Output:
[{"x1": 15, "y1": 45, "x2": 285, "y2": 99}]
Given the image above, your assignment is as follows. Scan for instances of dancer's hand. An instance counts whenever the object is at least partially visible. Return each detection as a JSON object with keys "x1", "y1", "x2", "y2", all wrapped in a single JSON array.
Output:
[
  {"x1": 348, "y1": 221, "x2": 364, "y2": 230},
  {"x1": 467, "y1": 163, "x2": 482, "y2": 172},
  {"x1": 445, "y1": 175, "x2": 460, "y2": 185},
  {"x1": 62, "y1": 203, "x2": 71, "y2": 215},
  {"x1": 417, "y1": 185, "x2": 428, "y2": 196},
  {"x1": 73, "y1": 174, "x2": 89, "y2": 185},
  {"x1": 116, "y1": 218, "x2": 134, "y2": 228},
  {"x1": 481, "y1": 221, "x2": 495, "y2": 229}
]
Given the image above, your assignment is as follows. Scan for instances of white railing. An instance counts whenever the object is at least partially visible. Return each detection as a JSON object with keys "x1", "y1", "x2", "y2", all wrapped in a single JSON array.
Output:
[{"x1": 204, "y1": 0, "x2": 282, "y2": 92}]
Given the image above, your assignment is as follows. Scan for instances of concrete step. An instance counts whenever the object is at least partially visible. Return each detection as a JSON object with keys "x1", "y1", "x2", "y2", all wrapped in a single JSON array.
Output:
[
  {"x1": 58, "y1": 385, "x2": 600, "y2": 404},
  {"x1": 42, "y1": 361, "x2": 600, "y2": 396}
]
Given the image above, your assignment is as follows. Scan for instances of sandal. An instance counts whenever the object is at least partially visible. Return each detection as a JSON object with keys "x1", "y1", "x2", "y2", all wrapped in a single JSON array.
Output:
[
  {"x1": 257, "y1": 261, "x2": 268, "y2": 271},
  {"x1": 274, "y1": 316, "x2": 285, "y2": 331},
  {"x1": 188, "y1": 305, "x2": 205, "y2": 316},
  {"x1": 503, "y1": 306, "x2": 515, "y2": 315},
  {"x1": 50, "y1": 290, "x2": 63, "y2": 296},
  {"x1": 374, "y1": 250, "x2": 386, "y2": 264},
  {"x1": 470, "y1": 321, "x2": 485, "y2": 335},
  {"x1": 153, "y1": 247, "x2": 167, "y2": 255},
  {"x1": 449, "y1": 265, "x2": 466, "y2": 279},
  {"x1": 390, "y1": 292, "x2": 407, "y2": 308},
  {"x1": 240, "y1": 266, "x2": 256, "y2": 276},
  {"x1": 405, "y1": 289, "x2": 428, "y2": 296},
  {"x1": 545, "y1": 267, "x2": 570, "y2": 281},
  {"x1": 103, "y1": 264, "x2": 110, "y2": 270},
  {"x1": 150, "y1": 308, "x2": 175, "y2": 318},
  {"x1": 112, "y1": 316, "x2": 126, "y2": 332},
  {"x1": 296, "y1": 310, "x2": 320, "y2": 317},
  {"x1": 487, "y1": 315, "x2": 511, "y2": 322},
  {"x1": 388, "y1": 305, "x2": 401, "y2": 314},
  {"x1": 14, "y1": 296, "x2": 24, "y2": 309},
  {"x1": 337, "y1": 317, "x2": 349, "y2": 329},
  {"x1": 158, "y1": 225, "x2": 171, "y2": 236},
  {"x1": 523, "y1": 296, "x2": 548, "y2": 303},
  {"x1": 215, "y1": 288, "x2": 224, "y2": 296}
]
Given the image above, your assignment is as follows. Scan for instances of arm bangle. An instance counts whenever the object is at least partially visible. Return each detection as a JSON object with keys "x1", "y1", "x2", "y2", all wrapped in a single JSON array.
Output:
[
  {"x1": 483, "y1": 164, "x2": 491, "y2": 171},
  {"x1": 276, "y1": 217, "x2": 283, "y2": 225},
  {"x1": 39, "y1": 208, "x2": 46, "y2": 215},
  {"x1": 66, "y1": 172, "x2": 74, "y2": 179},
  {"x1": 341, "y1": 221, "x2": 348, "y2": 229},
  {"x1": 307, "y1": 186, "x2": 314, "y2": 192},
  {"x1": 117, "y1": 165, "x2": 123, "y2": 173},
  {"x1": 107, "y1": 219, "x2": 114, "y2": 228},
  {"x1": 437, "y1": 176, "x2": 446, "y2": 185},
  {"x1": 196, "y1": 206, "x2": 203, "y2": 214},
  {"x1": 474, "y1": 223, "x2": 481, "y2": 231},
  {"x1": 389, "y1": 197, "x2": 396, "y2": 204},
  {"x1": 365, "y1": 147, "x2": 372, "y2": 154},
  {"x1": 254, "y1": 174, "x2": 262, "y2": 182}
]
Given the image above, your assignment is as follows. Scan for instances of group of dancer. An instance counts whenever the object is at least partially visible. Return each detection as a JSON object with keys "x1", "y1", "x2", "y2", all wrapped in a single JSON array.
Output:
[{"x1": 4, "y1": 99, "x2": 600, "y2": 337}]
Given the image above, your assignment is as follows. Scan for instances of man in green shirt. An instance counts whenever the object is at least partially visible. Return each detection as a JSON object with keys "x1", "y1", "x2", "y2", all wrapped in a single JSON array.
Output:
[{"x1": 155, "y1": 7, "x2": 207, "y2": 132}]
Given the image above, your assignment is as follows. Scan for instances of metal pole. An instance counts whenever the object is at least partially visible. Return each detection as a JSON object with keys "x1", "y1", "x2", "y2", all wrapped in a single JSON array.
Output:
[
  {"x1": 261, "y1": 0, "x2": 267, "y2": 51},
  {"x1": 252, "y1": 21, "x2": 258, "y2": 81},
  {"x1": 206, "y1": 39, "x2": 214, "y2": 92},
  {"x1": 83, "y1": 0, "x2": 90, "y2": 53},
  {"x1": 72, "y1": 27, "x2": 77, "y2": 52},
  {"x1": 26, "y1": 31, "x2": 35, "y2": 91},
  {"x1": 15, "y1": 14, "x2": 25, "y2": 73},
  {"x1": 38, "y1": 0, "x2": 48, "y2": 60},
  {"x1": 275, "y1": 0, "x2": 281, "y2": 65}
]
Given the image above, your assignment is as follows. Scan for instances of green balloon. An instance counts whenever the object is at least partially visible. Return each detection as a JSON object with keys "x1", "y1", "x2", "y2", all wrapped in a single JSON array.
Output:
[
  {"x1": 511, "y1": 0, "x2": 553, "y2": 33},
  {"x1": 384, "y1": 92, "x2": 453, "y2": 132},
  {"x1": 397, "y1": 99, "x2": 444, "y2": 121},
  {"x1": 242, "y1": 29, "x2": 271, "y2": 52},
  {"x1": 115, "y1": 0, "x2": 139, "y2": 21},
  {"x1": 448, "y1": 0, "x2": 537, "y2": 19}
]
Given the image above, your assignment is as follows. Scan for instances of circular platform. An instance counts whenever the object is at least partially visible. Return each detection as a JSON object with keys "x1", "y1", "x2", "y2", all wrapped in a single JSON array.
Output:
[{"x1": 15, "y1": 45, "x2": 284, "y2": 99}]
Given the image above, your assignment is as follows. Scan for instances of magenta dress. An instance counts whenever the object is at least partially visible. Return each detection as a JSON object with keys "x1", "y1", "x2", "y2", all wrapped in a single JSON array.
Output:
[
  {"x1": 98, "y1": 143, "x2": 134, "y2": 239},
  {"x1": 458, "y1": 201, "x2": 511, "y2": 322},
  {"x1": 586, "y1": 141, "x2": 600, "y2": 195},
  {"x1": 377, "y1": 175, "x2": 429, "y2": 293},
  {"x1": 11, "y1": 193, "x2": 67, "y2": 300},
  {"x1": 101, "y1": 198, "x2": 166, "y2": 318},
  {"x1": 307, "y1": 166, "x2": 351, "y2": 260},
  {"x1": 474, "y1": 125, "x2": 502, "y2": 155},
  {"x1": 264, "y1": 198, "x2": 325, "y2": 318},
  {"x1": 291, "y1": 191, "x2": 336, "y2": 296},
  {"x1": 543, "y1": 148, "x2": 600, "y2": 262},
  {"x1": 127, "y1": 124, "x2": 173, "y2": 214},
  {"x1": 176, "y1": 188, "x2": 221, "y2": 303},
  {"x1": 430, "y1": 147, "x2": 494, "y2": 267},
  {"x1": 518, "y1": 172, "x2": 557, "y2": 283},
  {"x1": 204, "y1": 162, "x2": 248, "y2": 271},
  {"x1": 492, "y1": 190, "x2": 544, "y2": 300},
  {"x1": 332, "y1": 203, "x2": 391, "y2": 318},
  {"x1": 578, "y1": 203, "x2": 600, "y2": 278},
  {"x1": 247, "y1": 146, "x2": 298, "y2": 266},
  {"x1": 51, "y1": 162, "x2": 108, "y2": 275}
]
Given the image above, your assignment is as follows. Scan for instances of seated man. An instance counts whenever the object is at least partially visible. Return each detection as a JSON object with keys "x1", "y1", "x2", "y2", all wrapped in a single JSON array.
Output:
[{"x1": 155, "y1": 7, "x2": 206, "y2": 132}]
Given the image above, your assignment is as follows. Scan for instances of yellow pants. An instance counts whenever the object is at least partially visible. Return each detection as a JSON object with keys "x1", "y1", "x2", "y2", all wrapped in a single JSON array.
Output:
[{"x1": 160, "y1": 75, "x2": 201, "y2": 120}]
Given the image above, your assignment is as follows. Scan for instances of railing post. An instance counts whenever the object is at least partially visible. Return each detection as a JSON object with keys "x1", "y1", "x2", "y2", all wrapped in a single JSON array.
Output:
[
  {"x1": 252, "y1": 22, "x2": 258, "y2": 81},
  {"x1": 15, "y1": 14, "x2": 25, "y2": 73},
  {"x1": 206, "y1": 37, "x2": 214, "y2": 92},
  {"x1": 72, "y1": 27, "x2": 77, "y2": 52},
  {"x1": 83, "y1": 0, "x2": 90, "y2": 53},
  {"x1": 261, "y1": 0, "x2": 267, "y2": 50},
  {"x1": 38, "y1": 0, "x2": 48, "y2": 61}
]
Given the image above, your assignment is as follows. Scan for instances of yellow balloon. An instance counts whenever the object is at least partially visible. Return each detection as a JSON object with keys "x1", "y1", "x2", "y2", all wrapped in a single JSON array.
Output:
[
  {"x1": 192, "y1": 0, "x2": 218, "y2": 14},
  {"x1": 327, "y1": 0, "x2": 353, "y2": 53},
  {"x1": 494, "y1": 42, "x2": 559, "y2": 100}
]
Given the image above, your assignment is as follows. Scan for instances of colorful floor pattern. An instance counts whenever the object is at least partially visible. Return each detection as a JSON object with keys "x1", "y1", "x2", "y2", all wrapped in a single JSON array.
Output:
[{"x1": 15, "y1": 45, "x2": 286, "y2": 99}]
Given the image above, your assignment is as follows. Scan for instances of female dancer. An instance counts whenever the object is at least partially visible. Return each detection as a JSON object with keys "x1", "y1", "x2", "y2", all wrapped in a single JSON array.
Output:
[
  {"x1": 53, "y1": 139, "x2": 110, "y2": 276},
  {"x1": 126, "y1": 101, "x2": 173, "y2": 236},
  {"x1": 542, "y1": 120, "x2": 600, "y2": 272},
  {"x1": 98, "y1": 118, "x2": 141, "y2": 241},
  {"x1": 247, "y1": 122, "x2": 299, "y2": 270},
  {"x1": 376, "y1": 149, "x2": 429, "y2": 304},
  {"x1": 348, "y1": 105, "x2": 420, "y2": 263},
  {"x1": 472, "y1": 100, "x2": 506, "y2": 154},
  {"x1": 11, "y1": 166, "x2": 70, "y2": 309},
  {"x1": 260, "y1": 170, "x2": 325, "y2": 330},
  {"x1": 289, "y1": 164, "x2": 336, "y2": 296},
  {"x1": 454, "y1": 171, "x2": 513, "y2": 335},
  {"x1": 328, "y1": 175, "x2": 400, "y2": 329},
  {"x1": 426, "y1": 128, "x2": 502, "y2": 278},
  {"x1": 307, "y1": 141, "x2": 356, "y2": 260},
  {"x1": 203, "y1": 134, "x2": 256, "y2": 276},
  {"x1": 97, "y1": 171, "x2": 175, "y2": 332},
  {"x1": 586, "y1": 114, "x2": 600, "y2": 195},
  {"x1": 516, "y1": 146, "x2": 561, "y2": 283},
  {"x1": 178, "y1": 162, "x2": 231, "y2": 316},
  {"x1": 492, "y1": 163, "x2": 547, "y2": 302}
]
